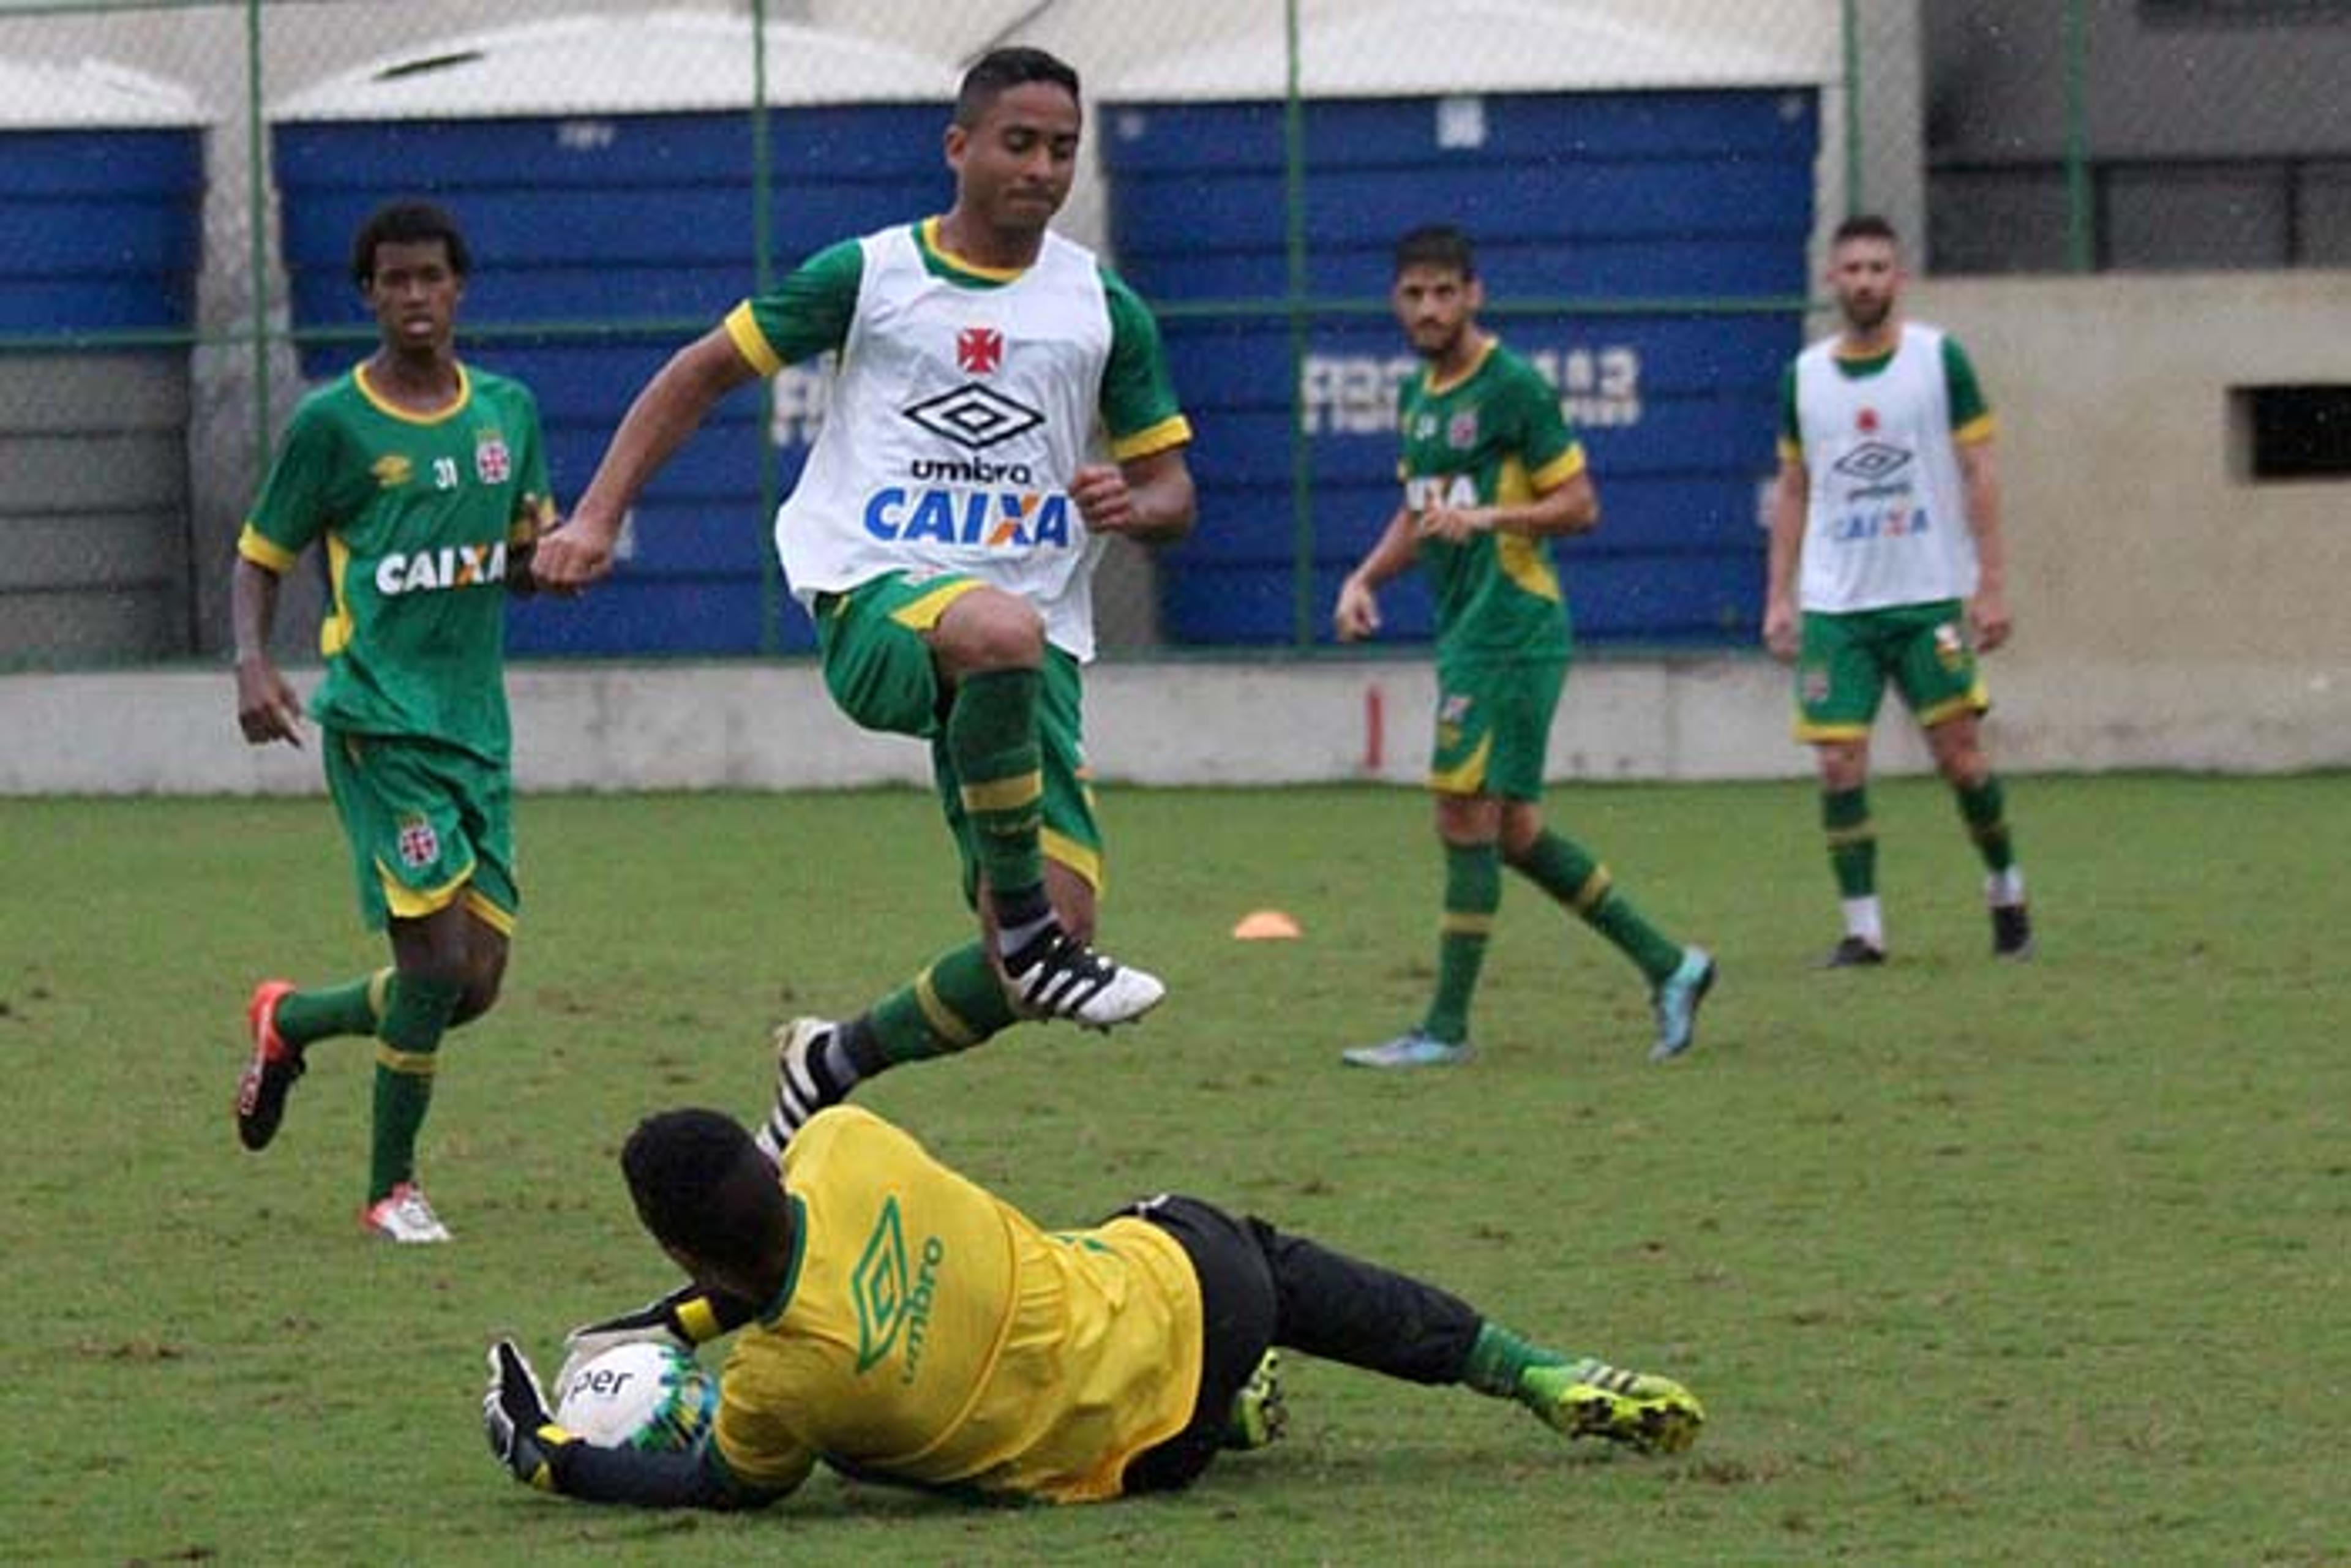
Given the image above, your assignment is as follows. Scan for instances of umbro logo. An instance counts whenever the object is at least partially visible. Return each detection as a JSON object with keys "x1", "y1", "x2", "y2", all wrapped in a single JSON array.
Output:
[
  {"x1": 1830, "y1": 441, "x2": 1913, "y2": 482},
  {"x1": 902, "y1": 383, "x2": 1044, "y2": 452}
]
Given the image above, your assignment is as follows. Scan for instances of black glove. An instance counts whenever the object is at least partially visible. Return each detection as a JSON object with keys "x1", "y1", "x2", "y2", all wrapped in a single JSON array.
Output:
[
  {"x1": 557, "y1": 1285, "x2": 759, "y2": 1393},
  {"x1": 484, "y1": 1340, "x2": 571, "y2": 1493}
]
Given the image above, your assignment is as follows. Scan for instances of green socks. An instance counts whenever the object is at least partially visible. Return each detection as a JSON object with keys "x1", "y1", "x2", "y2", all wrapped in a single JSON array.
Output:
[
  {"x1": 1422, "y1": 841, "x2": 1500, "y2": 1043},
  {"x1": 1822, "y1": 786, "x2": 1876, "y2": 898},
  {"x1": 948, "y1": 668, "x2": 1048, "y2": 928},
  {"x1": 274, "y1": 969, "x2": 390, "y2": 1048},
  {"x1": 1461, "y1": 1321, "x2": 1571, "y2": 1398},
  {"x1": 1515, "y1": 830, "x2": 1682, "y2": 985},
  {"x1": 860, "y1": 941, "x2": 1022, "y2": 1068},
  {"x1": 369, "y1": 973, "x2": 461, "y2": 1201},
  {"x1": 1955, "y1": 776, "x2": 2015, "y2": 873}
]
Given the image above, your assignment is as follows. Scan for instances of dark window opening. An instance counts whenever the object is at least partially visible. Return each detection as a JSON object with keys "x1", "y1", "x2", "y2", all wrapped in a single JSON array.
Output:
[{"x1": 2236, "y1": 384, "x2": 2351, "y2": 480}]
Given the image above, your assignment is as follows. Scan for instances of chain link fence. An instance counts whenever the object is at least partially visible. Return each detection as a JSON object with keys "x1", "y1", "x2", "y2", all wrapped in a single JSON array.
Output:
[{"x1": 2, "y1": 0, "x2": 2340, "y2": 672}]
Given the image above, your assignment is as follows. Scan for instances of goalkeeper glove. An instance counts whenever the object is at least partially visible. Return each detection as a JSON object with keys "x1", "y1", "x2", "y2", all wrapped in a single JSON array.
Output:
[
  {"x1": 483, "y1": 1340, "x2": 573, "y2": 1493},
  {"x1": 557, "y1": 1285, "x2": 754, "y2": 1393}
]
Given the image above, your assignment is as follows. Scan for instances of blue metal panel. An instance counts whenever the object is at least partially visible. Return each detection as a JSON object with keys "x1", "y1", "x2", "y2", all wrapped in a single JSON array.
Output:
[
  {"x1": 1101, "y1": 88, "x2": 1814, "y2": 648},
  {"x1": 273, "y1": 102, "x2": 945, "y2": 656},
  {"x1": 0, "y1": 127, "x2": 203, "y2": 332}
]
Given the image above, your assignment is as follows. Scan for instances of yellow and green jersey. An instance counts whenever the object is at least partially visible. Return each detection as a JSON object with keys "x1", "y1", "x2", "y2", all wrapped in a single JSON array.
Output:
[
  {"x1": 237, "y1": 362, "x2": 552, "y2": 763},
  {"x1": 712, "y1": 1106, "x2": 1203, "y2": 1504},
  {"x1": 1398, "y1": 339, "x2": 1586, "y2": 661}
]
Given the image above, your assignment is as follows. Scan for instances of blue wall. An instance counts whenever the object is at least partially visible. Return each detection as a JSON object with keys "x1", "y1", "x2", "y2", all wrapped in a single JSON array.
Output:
[
  {"x1": 1101, "y1": 88, "x2": 1817, "y2": 647},
  {"x1": 0, "y1": 127, "x2": 203, "y2": 334},
  {"x1": 272, "y1": 105, "x2": 948, "y2": 656}
]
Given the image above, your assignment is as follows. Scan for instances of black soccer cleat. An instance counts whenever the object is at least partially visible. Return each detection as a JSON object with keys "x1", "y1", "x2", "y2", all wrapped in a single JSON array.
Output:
[
  {"x1": 1817, "y1": 936, "x2": 1888, "y2": 969},
  {"x1": 1991, "y1": 903, "x2": 2035, "y2": 960}
]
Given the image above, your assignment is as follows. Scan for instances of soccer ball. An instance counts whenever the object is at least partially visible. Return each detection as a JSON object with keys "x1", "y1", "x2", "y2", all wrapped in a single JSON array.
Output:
[{"x1": 552, "y1": 1341, "x2": 719, "y2": 1452}]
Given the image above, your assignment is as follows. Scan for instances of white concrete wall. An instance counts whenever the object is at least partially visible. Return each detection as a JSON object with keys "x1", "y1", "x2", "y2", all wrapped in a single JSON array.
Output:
[{"x1": 11, "y1": 267, "x2": 2350, "y2": 795}]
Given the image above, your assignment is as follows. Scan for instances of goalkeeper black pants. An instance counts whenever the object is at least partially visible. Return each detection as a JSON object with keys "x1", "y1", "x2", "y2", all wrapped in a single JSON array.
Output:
[{"x1": 1114, "y1": 1193, "x2": 1483, "y2": 1493}]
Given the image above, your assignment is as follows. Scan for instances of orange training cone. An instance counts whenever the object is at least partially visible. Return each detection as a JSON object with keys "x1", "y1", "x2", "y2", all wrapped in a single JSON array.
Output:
[{"x1": 1232, "y1": 909, "x2": 1303, "y2": 940}]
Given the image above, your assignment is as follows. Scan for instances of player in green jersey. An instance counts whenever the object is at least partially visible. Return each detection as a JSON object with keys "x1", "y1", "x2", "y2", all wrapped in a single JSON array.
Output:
[
  {"x1": 483, "y1": 1101, "x2": 1702, "y2": 1509},
  {"x1": 1764, "y1": 214, "x2": 2031, "y2": 967},
  {"x1": 1333, "y1": 225, "x2": 1715, "y2": 1069},
  {"x1": 230, "y1": 201, "x2": 555, "y2": 1243},
  {"x1": 532, "y1": 48, "x2": 1196, "y2": 1136}
]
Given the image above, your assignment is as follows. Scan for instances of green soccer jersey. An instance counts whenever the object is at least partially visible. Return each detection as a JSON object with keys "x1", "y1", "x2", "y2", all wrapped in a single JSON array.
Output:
[
  {"x1": 1398, "y1": 339, "x2": 1587, "y2": 661},
  {"x1": 237, "y1": 363, "x2": 553, "y2": 764}
]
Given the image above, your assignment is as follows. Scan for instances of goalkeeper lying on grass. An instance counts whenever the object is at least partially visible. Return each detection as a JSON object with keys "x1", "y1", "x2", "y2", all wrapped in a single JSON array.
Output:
[{"x1": 484, "y1": 1101, "x2": 1703, "y2": 1508}]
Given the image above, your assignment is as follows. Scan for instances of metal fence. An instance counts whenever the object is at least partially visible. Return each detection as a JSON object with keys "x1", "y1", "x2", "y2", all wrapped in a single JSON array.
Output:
[{"x1": 1, "y1": 0, "x2": 2341, "y2": 672}]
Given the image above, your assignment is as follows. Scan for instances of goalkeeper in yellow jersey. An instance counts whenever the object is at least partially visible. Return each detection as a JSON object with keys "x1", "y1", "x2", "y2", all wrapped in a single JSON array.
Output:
[{"x1": 485, "y1": 1103, "x2": 1703, "y2": 1508}]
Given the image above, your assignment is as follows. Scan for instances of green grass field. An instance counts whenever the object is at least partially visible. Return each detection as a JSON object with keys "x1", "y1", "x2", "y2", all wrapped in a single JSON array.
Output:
[{"x1": 4, "y1": 776, "x2": 2346, "y2": 1566}]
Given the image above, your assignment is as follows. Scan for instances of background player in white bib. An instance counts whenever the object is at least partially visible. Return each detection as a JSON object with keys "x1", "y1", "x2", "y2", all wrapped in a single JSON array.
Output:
[
  {"x1": 533, "y1": 48, "x2": 1196, "y2": 1123},
  {"x1": 1763, "y1": 214, "x2": 2032, "y2": 966}
]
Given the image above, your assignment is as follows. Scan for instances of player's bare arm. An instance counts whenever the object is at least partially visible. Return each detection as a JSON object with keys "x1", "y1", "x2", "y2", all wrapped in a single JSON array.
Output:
[
  {"x1": 230, "y1": 557, "x2": 304, "y2": 748},
  {"x1": 536, "y1": 328, "x2": 762, "y2": 590},
  {"x1": 1073, "y1": 448, "x2": 1196, "y2": 545},
  {"x1": 1957, "y1": 437, "x2": 2010, "y2": 651},
  {"x1": 1335, "y1": 505, "x2": 1421, "y2": 641},
  {"x1": 1419, "y1": 468, "x2": 1597, "y2": 544},
  {"x1": 1761, "y1": 456, "x2": 1810, "y2": 661}
]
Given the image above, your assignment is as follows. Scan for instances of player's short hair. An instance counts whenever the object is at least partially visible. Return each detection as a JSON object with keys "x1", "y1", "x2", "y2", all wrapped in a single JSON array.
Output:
[
  {"x1": 1393, "y1": 223, "x2": 1477, "y2": 280},
  {"x1": 622, "y1": 1108, "x2": 789, "y2": 1280},
  {"x1": 1832, "y1": 212, "x2": 1900, "y2": 250},
  {"x1": 955, "y1": 45, "x2": 1081, "y2": 127},
  {"x1": 350, "y1": 200, "x2": 471, "y2": 288}
]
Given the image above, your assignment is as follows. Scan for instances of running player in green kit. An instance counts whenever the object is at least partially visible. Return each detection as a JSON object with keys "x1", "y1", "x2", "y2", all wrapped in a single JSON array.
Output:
[
  {"x1": 1334, "y1": 225, "x2": 1715, "y2": 1068},
  {"x1": 230, "y1": 201, "x2": 555, "y2": 1243}
]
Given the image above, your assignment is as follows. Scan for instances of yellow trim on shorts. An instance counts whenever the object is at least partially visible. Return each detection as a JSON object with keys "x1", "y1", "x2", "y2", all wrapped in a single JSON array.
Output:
[
  {"x1": 1794, "y1": 719, "x2": 1873, "y2": 743},
  {"x1": 961, "y1": 771, "x2": 1043, "y2": 814},
  {"x1": 1428, "y1": 735, "x2": 1494, "y2": 795},
  {"x1": 379, "y1": 861, "x2": 474, "y2": 921},
  {"x1": 1916, "y1": 681, "x2": 1991, "y2": 729},
  {"x1": 367, "y1": 968, "x2": 395, "y2": 1019},
  {"x1": 724, "y1": 301, "x2": 784, "y2": 377},
  {"x1": 373, "y1": 1043, "x2": 441, "y2": 1076},
  {"x1": 913, "y1": 966, "x2": 985, "y2": 1048},
  {"x1": 1571, "y1": 865, "x2": 1614, "y2": 914},
  {"x1": 463, "y1": 886, "x2": 517, "y2": 936},
  {"x1": 890, "y1": 578, "x2": 985, "y2": 632},
  {"x1": 1439, "y1": 910, "x2": 1496, "y2": 936},
  {"x1": 1108, "y1": 413, "x2": 1194, "y2": 463},
  {"x1": 1042, "y1": 828, "x2": 1102, "y2": 892}
]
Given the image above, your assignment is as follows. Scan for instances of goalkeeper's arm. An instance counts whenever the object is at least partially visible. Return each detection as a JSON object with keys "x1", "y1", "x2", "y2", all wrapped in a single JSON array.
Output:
[{"x1": 558, "y1": 1281, "x2": 761, "y2": 1390}]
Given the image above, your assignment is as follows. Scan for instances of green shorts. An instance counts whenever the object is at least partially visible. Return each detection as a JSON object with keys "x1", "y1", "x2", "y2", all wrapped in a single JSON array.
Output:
[
  {"x1": 321, "y1": 729, "x2": 518, "y2": 934},
  {"x1": 1794, "y1": 601, "x2": 1989, "y2": 741},
  {"x1": 1427, "y1": 656, "x2": 1568, "y2": 801},
  {"x1": 817, "y1": 571, "x2": 1103, "y2": 899}
]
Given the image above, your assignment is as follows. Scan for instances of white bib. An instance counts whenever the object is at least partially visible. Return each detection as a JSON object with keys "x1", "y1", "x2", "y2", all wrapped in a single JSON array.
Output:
[
  {"x1": 1793, "y1": 321, "x2": 1978, "y2": 613},
  {"x1": 774, "y1": 226, "x2": 1115, "y2": 659}
]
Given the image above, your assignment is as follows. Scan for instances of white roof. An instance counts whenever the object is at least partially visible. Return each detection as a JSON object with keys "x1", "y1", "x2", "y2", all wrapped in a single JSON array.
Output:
[
  {"x1": 0, "y1": 56, "x2": 209, "y2": 130},
  {"x1": 273, "y1": 9, "x2": 956, "y2": 121},
  {"x1": 1106, "y1": 0, "x2": 1828, "y2": 100}
]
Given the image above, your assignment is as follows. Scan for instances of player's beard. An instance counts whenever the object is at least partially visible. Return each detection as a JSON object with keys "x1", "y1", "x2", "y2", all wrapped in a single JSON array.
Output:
[{"x1": 1840, "y1": 291, "x2": 1892, "y2": 334}]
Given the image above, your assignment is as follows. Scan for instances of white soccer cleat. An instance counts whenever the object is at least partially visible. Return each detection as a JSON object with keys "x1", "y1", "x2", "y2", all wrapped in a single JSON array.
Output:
[
  {"x1": 361, "y1": 1182, "x2": 452, "y2": 1244},
  {"x1": 757, "y1": 1017, "x2": 845, "y2": 1160},
  {"x1": 1003, "y1": 928, "x2": 1166, "y2": 1029}
]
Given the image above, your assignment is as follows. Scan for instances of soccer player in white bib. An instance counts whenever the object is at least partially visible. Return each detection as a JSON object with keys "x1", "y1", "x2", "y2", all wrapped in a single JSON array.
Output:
[
  {"x1": 1763, "y1": 214, "x2": 2032, "y2": 967},
  {"x1": 533, "y1": 48, "x2": 1196, "y2": 1127}
]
